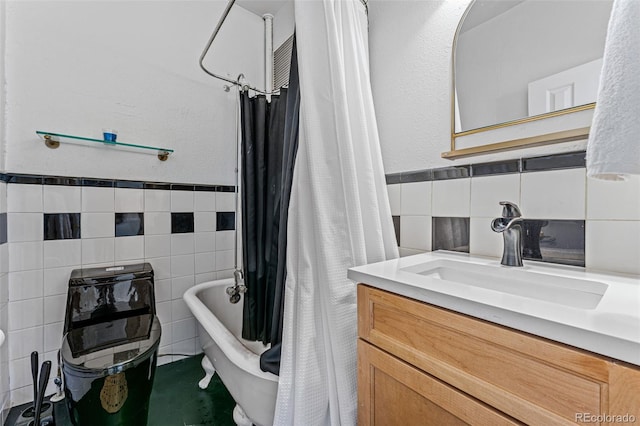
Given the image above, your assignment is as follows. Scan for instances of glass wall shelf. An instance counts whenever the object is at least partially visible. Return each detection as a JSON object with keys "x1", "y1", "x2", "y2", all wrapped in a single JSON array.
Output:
[{"x1": 36, "y1": 131, "x2": 174, "y2": 161}]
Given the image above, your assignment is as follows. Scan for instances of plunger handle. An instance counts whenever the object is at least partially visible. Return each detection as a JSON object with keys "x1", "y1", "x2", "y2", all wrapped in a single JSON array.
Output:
[
  {"x1": 30, "y1": 352, "x2": 38, "y2": 408},
  {"x1": 34, "y1": 361, "x2": 51, "y2": 426}
]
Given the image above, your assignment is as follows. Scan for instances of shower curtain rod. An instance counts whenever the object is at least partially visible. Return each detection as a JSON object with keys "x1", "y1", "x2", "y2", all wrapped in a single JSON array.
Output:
[{"x1": 199, "y1": 0, "x2": 368, "y2": 94}]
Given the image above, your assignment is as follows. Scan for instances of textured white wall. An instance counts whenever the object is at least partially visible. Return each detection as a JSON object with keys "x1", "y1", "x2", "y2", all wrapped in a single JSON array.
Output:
[
  {"x1": 4, "y1": 0, "x2": 264, "y2": 185},
  {"x1": 273, "y1": 0, "x2": 295, "y2": 49},
  {"x1": 0, "y1": 0, "x2": 6, "y2": 171},
  {"x1": 369, "y1": 0, "x2": 591, "y2": 173}
]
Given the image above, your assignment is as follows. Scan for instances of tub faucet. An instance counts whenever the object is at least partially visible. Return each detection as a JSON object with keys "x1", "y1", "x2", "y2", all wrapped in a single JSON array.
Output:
[
  {"x1": 226, "y1": 269, "x2": 247, "y2": 304},
  {"x1": 491, "y1": 201, "x2": 524, "y2": 267}
]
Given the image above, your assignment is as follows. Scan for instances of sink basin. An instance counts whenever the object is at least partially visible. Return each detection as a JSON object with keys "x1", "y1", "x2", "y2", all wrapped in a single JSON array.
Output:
[{"x1": 401, "y1": 259, "x2": 608, "y2": 309}]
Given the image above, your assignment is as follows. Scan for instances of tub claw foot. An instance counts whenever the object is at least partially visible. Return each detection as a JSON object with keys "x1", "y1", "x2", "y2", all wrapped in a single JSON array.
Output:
[
  {"x1": 198, "y1": 355, "x2": 216, "y2": 389},
  {"x1": 233, "y1": 404, "x2": 252, "y2": 426}
]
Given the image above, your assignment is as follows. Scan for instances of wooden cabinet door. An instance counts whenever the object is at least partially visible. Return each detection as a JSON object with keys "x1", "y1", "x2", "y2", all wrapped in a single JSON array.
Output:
[{"x1": 358, "y1": 340, "x2": 520, "y2": 426}]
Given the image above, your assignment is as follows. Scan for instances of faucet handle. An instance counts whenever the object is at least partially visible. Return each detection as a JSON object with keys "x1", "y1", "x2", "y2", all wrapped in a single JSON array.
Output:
[{"x1": 499, "y1": 201, "x2": 521, "y2": 218}]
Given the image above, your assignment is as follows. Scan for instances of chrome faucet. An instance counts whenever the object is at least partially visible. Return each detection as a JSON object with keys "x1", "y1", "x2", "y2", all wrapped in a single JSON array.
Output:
[{"x1": 491, "y1": 201, "x2": 524, "y2": 267}]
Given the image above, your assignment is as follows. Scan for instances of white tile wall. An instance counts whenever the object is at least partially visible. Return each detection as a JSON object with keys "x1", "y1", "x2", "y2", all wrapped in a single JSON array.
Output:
[
  {"x1": 114, "y1": 236, "x2": 144, "y2": 262},
  {"x1": 7, "y1": 213, "x2": 43, "y2": 243},
  {"x1": 145, "y1": 212, "x2": 171, "y2": 235},
  {"x1": 470, "y1": 174, "x2": 521, "y2": 218},
  {"x1": 215, "y1": 231, "x2": 234, "y2": 251},
  {"x1": 194, "y1": 192, "x2": 216, "y2": 212},
  {"x1": 171, "y1": 234, "x2": 195, "y2": 256},
  {"x1": 400, "y1": 216, "x2": 431, "y2": 251},
  {"x1": 195, "y1": 233, "x2": 216, "y2": 253},
  {"x1": 400, "y1": 182, "x2": 432, "y2": 215},
  {"x1": 216, "y1": 193, "x2": 235, "y2": 211},
  {"x1": 144, "y1": 190, "x2": 171, "y2": 212},
  {"x1": 43, "y1": 240, "x2": 81, "y2": 268},
  {"x1": 469, "y1": 217, "x2": 503, "y2": 258},
  {"x1": 8, "y1": 271, "x2": 43, "y2": 301},
  {"x1": 194, "y1": 212, "x2": 216, "y2": 232},
  {"x1": 586, "y1": 221, "x2": 640, "y2": 276},
  {"x1": 43, "y1": 186, "x2": 81, "y2": 213},
  {"x1": 7, "y1": 185, "x2": 43, "y2": 213},
  {"x1": 81, "y1": 213, "x2": 115, "y2": 238},
  {"x1": 145, "y1": 235, "x2": 171, "y2": 258},
  {"x1": 9, "y1": 242, "x2": 43, "y2": 272},
  {"x1": 81, "y1": 238, "x2": 115, "y2": 265},
  {"x1": 4, "y1": 181, "x2": 235, "y2": 406},
  {"x1": 521, "y1": 169, "x2": 586, "y2": 219},
  {"x1": 115, "y1": 188, "x2": 144, "y2": 212},
  {"x1": 432, "y1": 178, "x2": 471, "y2": 217},
  {"x1": 81, "y1": 187, "x2": 114, "y2": 212},
  {"x1": 171, "y1": 191, "x2": 194, "y2": 212},
  {"x1": 587, "y1": 175, "x2": 640, "y2": 220}
]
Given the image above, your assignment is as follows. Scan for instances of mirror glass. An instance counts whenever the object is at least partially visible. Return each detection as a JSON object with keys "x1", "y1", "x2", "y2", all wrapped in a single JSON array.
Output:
[{"x1": 454, "y1": 0, "x2": 613, "y2": 134}]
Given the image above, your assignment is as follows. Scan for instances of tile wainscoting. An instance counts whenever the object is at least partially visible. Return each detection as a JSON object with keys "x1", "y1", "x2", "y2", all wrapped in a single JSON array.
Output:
[
  {"x1": 0, "y1": 174, "x2": 237, "y2": 406},
  {"x1": 387, "y1": 151, "x2": 640, "y2": 275}
]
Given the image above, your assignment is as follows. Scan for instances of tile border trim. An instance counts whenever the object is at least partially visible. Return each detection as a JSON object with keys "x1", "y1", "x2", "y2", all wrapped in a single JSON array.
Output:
[
  {"x1": 0, "y1": 173, "x2": 235, "y2": 192},
  {"x1": 386, "y1": 151, "x2": 586, "y2": 184}
]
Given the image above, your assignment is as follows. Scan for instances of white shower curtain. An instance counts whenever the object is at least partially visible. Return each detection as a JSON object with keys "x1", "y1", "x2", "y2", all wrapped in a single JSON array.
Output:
[{"x1": 274, "y1": 0, "x2": 399, "y2": 425}]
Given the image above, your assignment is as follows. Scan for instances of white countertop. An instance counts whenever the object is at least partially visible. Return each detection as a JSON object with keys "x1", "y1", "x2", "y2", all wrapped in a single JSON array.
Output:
[{"x1": 348, "y1": 251, "x2": 640, "y2": 366}]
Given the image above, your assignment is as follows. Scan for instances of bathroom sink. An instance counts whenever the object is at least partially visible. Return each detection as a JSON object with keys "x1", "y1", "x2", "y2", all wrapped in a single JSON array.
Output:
[{"x1": 401, "y1": 259, "x2": 608, "y2": 309}]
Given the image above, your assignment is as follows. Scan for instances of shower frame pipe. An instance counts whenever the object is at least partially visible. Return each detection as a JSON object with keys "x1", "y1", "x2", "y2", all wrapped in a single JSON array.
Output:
[
  {"x1": 199, "y1": 0, "x2": 368, "y2": 93},
  {"x1": 199, "y1": 0, "x2": 277, "y2": 95}
]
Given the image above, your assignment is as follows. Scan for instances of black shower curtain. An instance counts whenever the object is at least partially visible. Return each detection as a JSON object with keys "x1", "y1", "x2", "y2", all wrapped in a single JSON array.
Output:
[{"x1": 240, "y1": 37, "x2": 300, "y2": 375}]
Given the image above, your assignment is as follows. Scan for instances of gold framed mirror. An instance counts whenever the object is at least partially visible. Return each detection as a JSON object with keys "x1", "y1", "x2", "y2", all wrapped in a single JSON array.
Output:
[{"x1": 444, "y1": 0, "x2": 613, "y2": 159}]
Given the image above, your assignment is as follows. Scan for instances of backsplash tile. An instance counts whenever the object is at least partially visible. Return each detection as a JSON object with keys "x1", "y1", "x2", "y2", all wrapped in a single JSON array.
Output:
[
  {"x1": 1, "y1": 173, "x2": 238, "y2": 405},
  {"x1": 216, "y1": 212, "x2": 235, "y2": 231},
  {"x1": 81, "y1": 213, "x2": 115, "y2": 238},
  {"x1": 115, "y1": 188, "x2": 144, "y2": 212},
  {"x1": 387, "y1": 150, "x2": 637, "y2": 275},
  {"x1": 115, "y1": 212, "x2": 144, "y2": 237},
  {"x1": 0, "y1": 213, "x2": 6, "y2": 245},
  {"x1": 586, "y1": 221, "x2": 640, "y2": 276},
  {"x1": 432, "y1": 166, "x2": 470, "y2": 181},
  {"x1": 43, "y1": 185, "x2": 81, "y2": 213},
  {"x1": 7, "y1": 213, "x2": 42, "y2": 243},
  {"x1": 469, "y1": 217, "x2": 502, "y2": 258},
  {"x1": 43, "y1": 240, "x2": 81, "y2": 268},
  {"x1": 171, "y1": 190, "x2": 194, "y2": 212},
  {"x1": 432, "y1": 217, "x2": 470, "y2": 253},
  {"x1": 400, "y1": 216, "x2": 431, "y2": 251},
  {"x1": 470, "y1": 174, "x2": 520, "y2": 218},
  {"x1": 115, "y1": 180, "x2": 144, "y2": 189},
  {"x1": 172, "y1": 212, "x2": 195, "y2": 234},
  {"x1": 8, "y1": 184, "x2": 43, "y2": 213},
  {"x1": 522, "y1": 151, "x2": 585, "y2": 172},
  {"x1": 81, "y1": 186, "x2": 114, "y2": 212},
  {"x1": 520, "y1": 168, "x2": 586, "y2": 220},
  {"x1": 471, "y1": 160, "x2": 520, "y2": 177},
  {"x1": 43, "y1": 213, "x2": 81, "y2": 240},
  {"x1": 400, "y1": 182, "x2": 431, "y2": 215},
  {"x1": 522, "y1": 220, "x2": 585, "y2": 267},
  {"x1": 432, "y1": 178, "x2": 470, "y2": 217},
  {"x1": 587, "y1": 175, "x2": 640, "y2": 220},
  {"x1": 392, "y1": 216, "x2": 400, "y2": 246},
  {"x1": 145, "y1": 212, "x2": 171, "y2": 235}
]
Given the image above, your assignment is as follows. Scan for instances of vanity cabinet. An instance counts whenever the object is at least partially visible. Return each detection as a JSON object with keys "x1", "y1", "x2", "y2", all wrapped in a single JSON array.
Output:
[{"x1": 357, "y1": 285, "x2": 640, "y2": 425}]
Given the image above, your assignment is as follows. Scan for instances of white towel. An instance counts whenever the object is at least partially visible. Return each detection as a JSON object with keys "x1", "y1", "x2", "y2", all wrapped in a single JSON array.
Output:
[{"x1": 587, "y1": 0, "x2": 640, "y2": 181}]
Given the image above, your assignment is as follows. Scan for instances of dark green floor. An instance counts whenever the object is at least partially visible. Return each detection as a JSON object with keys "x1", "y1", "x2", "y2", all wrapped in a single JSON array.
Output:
[{"x1": 6, "y1": 354, "x2": 236, "y2": 426}]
